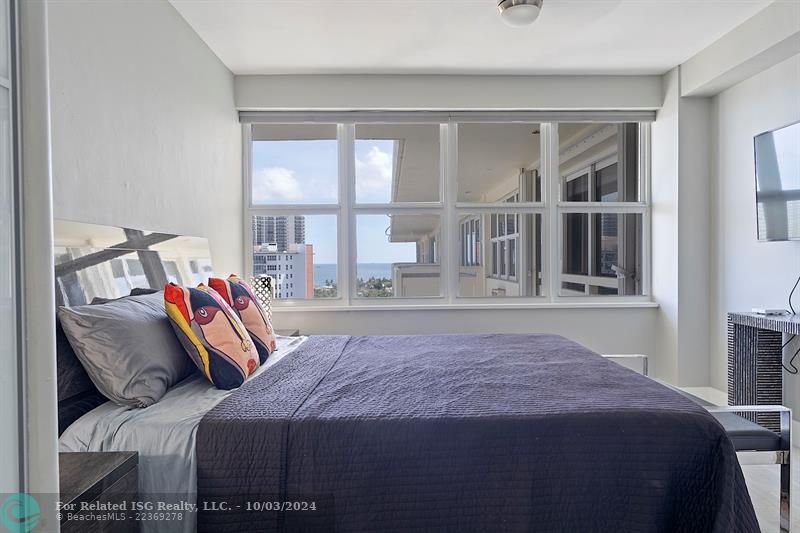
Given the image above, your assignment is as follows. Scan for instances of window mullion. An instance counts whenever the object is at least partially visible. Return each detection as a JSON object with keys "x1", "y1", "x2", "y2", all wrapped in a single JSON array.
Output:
[
  {"x1": 542, "y1": 122, "x2": 560, "y2": 302},
  {"x1": 242, "y1": 123, "x2": 254, "y2": 280},
  {"x1": 444, "y1": 122, "x2": 458, "y2": 304},
  {"x1": 557, "y1": 204, "x2": 648, "y2": 214},
  {"x1": 640, "y1": 123, "x2": 652, "y2": 296},
  {"x1": 351, "y1": 206, "x2": 442, "y2": 216},
  {"x1": 249, "y1": 206, "x2": 339, "y2": 215},
  {"x1": 339, "y1": 124, "x2": 354, "y2": 306}
]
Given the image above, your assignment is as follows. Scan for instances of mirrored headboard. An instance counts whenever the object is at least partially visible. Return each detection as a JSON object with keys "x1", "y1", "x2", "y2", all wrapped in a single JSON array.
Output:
[
  {"x1": 55, "y1": 219, "x2": 214, "y2": 307},
  {"x1": 54, "y1": 219, "x2": 214, "y2": 434}
]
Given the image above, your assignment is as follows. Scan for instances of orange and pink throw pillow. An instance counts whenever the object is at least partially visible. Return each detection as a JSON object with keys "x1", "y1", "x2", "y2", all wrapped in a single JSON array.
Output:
[
  {"x1": 164, "y1": 283, "x2": 259, "y2": 390},
  {"x1": 208, "y1": 274, "x2": 277, "y2": 364}
]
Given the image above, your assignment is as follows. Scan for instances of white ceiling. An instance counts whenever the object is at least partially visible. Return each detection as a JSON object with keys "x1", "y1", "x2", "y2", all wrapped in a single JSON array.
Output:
[{"x1": 169, "y1": 0, "x2": 773, "y2": 76}]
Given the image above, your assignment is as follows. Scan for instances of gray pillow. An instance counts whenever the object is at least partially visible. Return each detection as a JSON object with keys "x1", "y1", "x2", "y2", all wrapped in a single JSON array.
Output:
[{"x1": 57, "y1": 291, "x2": 195, "y2": 408}]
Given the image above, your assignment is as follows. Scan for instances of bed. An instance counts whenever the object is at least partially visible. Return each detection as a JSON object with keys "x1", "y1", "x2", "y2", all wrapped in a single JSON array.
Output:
[{"x1": 55, "y1": 221, "x2": 759, "y2": 533}]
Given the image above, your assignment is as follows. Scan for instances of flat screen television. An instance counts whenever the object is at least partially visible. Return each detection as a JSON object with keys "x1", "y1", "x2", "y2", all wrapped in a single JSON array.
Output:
[{"x1": 755, "y1": 120, "x2": 800, "y2": 241}]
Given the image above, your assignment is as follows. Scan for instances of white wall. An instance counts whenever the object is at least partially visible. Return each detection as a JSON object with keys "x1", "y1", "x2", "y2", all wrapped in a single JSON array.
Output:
[
  {"x1": 48, "y1": 0, "x2": 243, "y2": 274},
  {"x1": 19, "y1": 0, "x2": 60, "y2": 514},
  {"x1": 681, "y1": 0, "x2": 800, "y2": 97},
  {"x1": 240, "y1": 74, "x2": 665, "y2": 369},
  {"x1": 676, "y1": 95, "x2": 712, "y2": 387},
  {"x1": 710, "y1": 54, "x2": 800, "y2": 409},
  {"x1": 274, "y1": 307, "x2": 659, "y2": 360},
  {"x1": 651, "y1": 69, "x2": 680, "y2": 384},
  {"x1": 650, "y1": 67, "x2": 714, "y2": 388}
]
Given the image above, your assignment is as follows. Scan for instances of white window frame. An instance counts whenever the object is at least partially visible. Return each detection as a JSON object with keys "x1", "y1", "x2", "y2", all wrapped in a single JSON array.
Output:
[
  {"x1": 553, "y1": 123, "x2": 651, "y2": 299},
  {"x1": 487, "y1": 207, "x2": 520, "y2": 283},
  {"x1": 460, "y1": 216, "x2": 482, "y2": 268},
  {"x1": 242, "y1": 115, "x2": 652, "y2": 309}
]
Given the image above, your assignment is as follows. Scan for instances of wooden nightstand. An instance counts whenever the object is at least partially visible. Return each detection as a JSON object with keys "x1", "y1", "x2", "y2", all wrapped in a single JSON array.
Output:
[
  {"x1": 275, "y1": 328, "x2": 300, "y2": 337},
  {"x1": 59, "y1": 451, "x2": 138, "y2": 533}
]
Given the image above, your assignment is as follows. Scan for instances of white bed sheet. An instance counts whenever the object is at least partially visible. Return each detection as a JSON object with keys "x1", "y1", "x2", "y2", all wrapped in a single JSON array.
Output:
[{"x1": 59, "y1": 335, "x2": 308, "y2": 533}]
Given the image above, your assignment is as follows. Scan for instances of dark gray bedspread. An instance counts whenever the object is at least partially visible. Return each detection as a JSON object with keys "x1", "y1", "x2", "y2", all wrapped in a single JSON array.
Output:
[{"x1": 196, "y1": 334, "x2": 759, "y2": 533}]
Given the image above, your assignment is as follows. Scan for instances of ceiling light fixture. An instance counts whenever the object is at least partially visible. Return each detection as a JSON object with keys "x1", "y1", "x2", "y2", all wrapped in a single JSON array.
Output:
[{"x1": 498, "y1": 0, "x2": 543, "y2": 27}]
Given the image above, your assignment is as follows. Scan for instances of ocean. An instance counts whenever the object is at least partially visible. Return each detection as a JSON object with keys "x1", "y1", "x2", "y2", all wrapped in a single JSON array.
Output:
[{"x1": 314, "y1": 263, "x2": 391, "y2": 286}]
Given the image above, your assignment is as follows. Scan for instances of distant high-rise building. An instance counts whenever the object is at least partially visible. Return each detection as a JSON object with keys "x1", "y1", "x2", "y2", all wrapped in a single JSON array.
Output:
[
  {"x1": 252, "y1": 243, "x2": 314, "y2": 299},
  {"x1": 252, "y1": 215, "x2": 306, "y2": 252}
]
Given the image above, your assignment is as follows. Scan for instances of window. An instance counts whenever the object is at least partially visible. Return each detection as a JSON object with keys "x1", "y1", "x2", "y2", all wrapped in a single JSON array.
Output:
[
  {"x1": 561, "y1": 213, "x2": 642, "y2": 295},
  {"x1": 454, "y1": 123, "x2": 544, "y2": 298},
  {"x1": 459, "y1": 213, "x2": 542, "y2": 297},
  {"x1": 244, "y1": 118, "x2": 650, "y2": 306},
  {"x1": 460, "y1": 217, "x2": 481, "y2": 267},
  {"x1": 355, "y1": 124, "x2": 440, "y2": 204},
  {"x1": 251, "y1": 213, "x2": 337, "y2": 300},
  {"x1": 457, "y1": 123, "x2": 542, "y2": 202},
  {"x1": 251, "y1": 124, "x2": 338, "y2": 205},
  {"x1": 356, "y1": 214, "x2": 440, "y2": 298},
  {"x1": 558, "y1": 123, "x2": 644, "y2": 296}
]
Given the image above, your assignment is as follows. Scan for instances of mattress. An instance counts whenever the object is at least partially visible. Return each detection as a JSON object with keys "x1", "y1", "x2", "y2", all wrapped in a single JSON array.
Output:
[
  {"x1": 60, "y1": 333, "x2": 758, "y2": 532},
  {"x1": 58, "y1": 335, "x2": 309, "y2": 533},
  {"x1": 196, "y1": 333, "x2": 758, "y2": 533}
]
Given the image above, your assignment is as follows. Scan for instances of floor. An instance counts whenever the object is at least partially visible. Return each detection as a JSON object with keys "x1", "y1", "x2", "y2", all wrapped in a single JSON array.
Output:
[
  {"x1": 676, "y1": 386, "x2": 798, "y2": 532},
  {"x1": 742, "y1": 446, "x2": 799, "y2": 532}
]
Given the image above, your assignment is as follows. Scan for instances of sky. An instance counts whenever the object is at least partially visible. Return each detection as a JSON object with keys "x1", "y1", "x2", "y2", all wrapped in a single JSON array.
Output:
[{"x1": 252, "y1": 140, "x2": 416, "y2": 264}]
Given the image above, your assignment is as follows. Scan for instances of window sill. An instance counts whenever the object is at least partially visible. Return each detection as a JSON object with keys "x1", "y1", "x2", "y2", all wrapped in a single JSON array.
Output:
[{"x1": 271, "y1": 301, "x2": 660, "y2": 312}]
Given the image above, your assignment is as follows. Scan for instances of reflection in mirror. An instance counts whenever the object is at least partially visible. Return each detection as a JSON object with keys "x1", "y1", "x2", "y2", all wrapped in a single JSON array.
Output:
[{"x1": 54, "y1": 220, "x2": 213, "y2": 306}]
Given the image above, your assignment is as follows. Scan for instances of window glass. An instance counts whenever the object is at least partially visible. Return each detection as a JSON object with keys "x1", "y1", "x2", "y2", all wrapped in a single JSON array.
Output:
[
  {"x1": 558, "y1": 123, "x2": 639, "y2": 202},
  {"x1": 563, "y1": 213, "x2": 588, "y2": 276},
  {"x1": 508, "y1": 239, "x2": 516, "y2": 278},
  {"x1": 459, "y1": 213, "x2": 542, "y2": 297},
  {"x1": 251, "y1": 124, "x2": 338, "y2": 205},
  {"x1": 565, "y1": 174, "x2": 589, "y2": 201},
  {"x1": 460, "y1": 217, "x2": 483, "y2": 267},
  {"x1": 355, "y1": 124, "x2": 440, "y2": 203},
  {"x1": 356, "y1": 214, "x2": 440, "y2": 298},
  {"x1": 251, "y1": 214, "x2": 337, "y2": 299},
  {"x1": 595, "y1": 163, "x2": 619, "y2": 202},
  {"x1": 560, "y1": 213, "x2": 643, "y2": 296},
  {"x1": 457, "y1": 123, "x2": 542, "y2": 202}
]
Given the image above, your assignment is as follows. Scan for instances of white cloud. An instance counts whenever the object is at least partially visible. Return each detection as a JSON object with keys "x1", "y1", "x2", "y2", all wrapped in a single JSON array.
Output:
[
  {"x1": 252, "y1": 167, "x2": 303, "y2": 203},
  {"x1": 356, "y1": 144, "x2": 393, "y2": 202}
]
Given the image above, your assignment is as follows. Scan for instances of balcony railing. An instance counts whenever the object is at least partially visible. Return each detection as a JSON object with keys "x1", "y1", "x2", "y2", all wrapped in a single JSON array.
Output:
[{"x1": 391, "y1": 263, "x2": 440, "y2": 298}]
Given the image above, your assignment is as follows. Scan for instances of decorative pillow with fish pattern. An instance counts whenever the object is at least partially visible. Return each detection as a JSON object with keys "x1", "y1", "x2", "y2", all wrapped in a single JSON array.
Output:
[
  {"x1": 164, "y1": 283, "x2": 259, "y2": 390},
  {"x1": 208, "y1": 274, "x2": 277, "y2": 364}
]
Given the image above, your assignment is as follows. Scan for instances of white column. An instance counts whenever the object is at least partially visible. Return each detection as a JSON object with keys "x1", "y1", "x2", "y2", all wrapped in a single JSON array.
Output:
[{"x1": 20, "y1": 0, "x2": 60, "y2": 529}]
